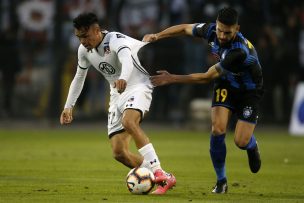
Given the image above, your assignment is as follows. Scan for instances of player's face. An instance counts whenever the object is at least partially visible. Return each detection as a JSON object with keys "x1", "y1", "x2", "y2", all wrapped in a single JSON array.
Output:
[
  {"x1": 75, "y1": 24, "x2": 101, "y2": 51},
  {"x1": 216, "y1": 20, "x2": 239, "y2": 46}
]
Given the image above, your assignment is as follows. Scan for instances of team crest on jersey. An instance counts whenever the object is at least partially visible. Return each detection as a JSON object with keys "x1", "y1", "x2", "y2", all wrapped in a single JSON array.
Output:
[
  {"x1": 210, "y1": 42, "x2": 220, "y2": 60},
  {"x1": 210, "y1": 42, "x2": 219, "y2": 49},
  {"x1": 243, "y1": 106, "x2": 253, "y2": 118},
  {"x1": 127, "y1": 96, "x2": 134, "y2": 102},
  {"x1": 104, "y1": 46, "x2": 111, "y2": 54},
  {"x1": 210, "y1": 42, "x2": 215, "y2": 48}
]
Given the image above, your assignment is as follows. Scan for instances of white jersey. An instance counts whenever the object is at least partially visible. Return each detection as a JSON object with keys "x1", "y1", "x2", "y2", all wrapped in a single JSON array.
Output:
[{"x1": 64, "y1": 31, "x2": 151, "y2": 108}]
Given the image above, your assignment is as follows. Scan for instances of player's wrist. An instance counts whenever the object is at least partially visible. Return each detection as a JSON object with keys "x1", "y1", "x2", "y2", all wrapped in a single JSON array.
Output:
[
  {"x1": 154, "y1": 33, "x2": 159, "y2": 40},
  {"x1": 64, "y1": 106, "x2": 74, "y2": 110}
]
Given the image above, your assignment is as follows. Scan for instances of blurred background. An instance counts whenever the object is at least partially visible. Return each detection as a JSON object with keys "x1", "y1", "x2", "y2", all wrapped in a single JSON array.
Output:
[{"x1": 0, "y1": 0, "x2": 303, "y2": 129}]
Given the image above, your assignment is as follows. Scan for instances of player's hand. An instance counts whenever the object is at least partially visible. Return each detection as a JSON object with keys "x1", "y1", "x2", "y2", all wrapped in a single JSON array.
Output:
[
  {"x1": 150, "y1": 70, "x2": 172, "y2": 87},
  {"x1": 114, "y1": 79, "x2": 127, "y2": 93},
  {"x1": 60, "y1": 108, "x2": 73, "y2": 125},
  {"x1": 142, "y1": 34, "x2": 158, "y2": 42}
]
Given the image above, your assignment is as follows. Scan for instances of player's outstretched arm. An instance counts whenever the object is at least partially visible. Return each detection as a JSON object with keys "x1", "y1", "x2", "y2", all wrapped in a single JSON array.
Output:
[
  {"x1": 143, "y1": 24, "x2": 195, "y2": 42},
  {"x1": 150, "y1": 64, "x2": 222, "y2": 87},
  {"x1": 60, "y1": 108, "x2": 73, "y2": 125},
  {"x1": 60, "y1": 66, "x2": 88, "y2": 125}
]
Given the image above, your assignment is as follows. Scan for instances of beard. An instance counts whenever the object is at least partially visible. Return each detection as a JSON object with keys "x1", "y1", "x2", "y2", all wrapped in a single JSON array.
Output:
[{"x1": 219, "y1": 39, "x2": 233, "y2": 48}]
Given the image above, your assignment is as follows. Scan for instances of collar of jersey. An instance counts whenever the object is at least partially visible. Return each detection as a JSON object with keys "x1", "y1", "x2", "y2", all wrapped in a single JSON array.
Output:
[{"x1": 95, "y1": 30, "x2": 109, "y2": 52}]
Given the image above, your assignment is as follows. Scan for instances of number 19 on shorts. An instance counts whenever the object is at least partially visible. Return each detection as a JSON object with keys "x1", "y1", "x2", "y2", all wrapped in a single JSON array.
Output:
[{"x1": 215, "y1": 88, "x2": 228, "y2": 102}]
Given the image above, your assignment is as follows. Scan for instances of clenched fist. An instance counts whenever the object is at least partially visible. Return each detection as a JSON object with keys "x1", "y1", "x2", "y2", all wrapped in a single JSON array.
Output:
[
  {"x1": 60, "y1": 108, "x2": 73, "y2": 125},
  {"x1": 142, "y1": 34, "x2": 158, "y2": 42}
]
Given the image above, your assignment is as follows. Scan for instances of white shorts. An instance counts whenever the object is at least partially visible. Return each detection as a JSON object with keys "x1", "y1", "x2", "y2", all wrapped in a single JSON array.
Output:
[{"x1": 107, "y1": 84, "x2": 153, "y2": 137}]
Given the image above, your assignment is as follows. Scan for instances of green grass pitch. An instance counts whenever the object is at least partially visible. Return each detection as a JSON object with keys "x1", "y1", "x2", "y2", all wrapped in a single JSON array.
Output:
[{"x1": 0, "y1": 125, "x2": 304, "y2": 202}]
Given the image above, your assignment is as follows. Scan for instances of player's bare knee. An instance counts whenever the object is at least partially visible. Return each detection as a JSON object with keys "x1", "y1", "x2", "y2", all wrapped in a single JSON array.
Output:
[
  {"x1": 211, "y1": 124, "x2": 226, "y2": 135},
  {"x1": 234, "y1": 137, "x2": 250, "y2": 148}
]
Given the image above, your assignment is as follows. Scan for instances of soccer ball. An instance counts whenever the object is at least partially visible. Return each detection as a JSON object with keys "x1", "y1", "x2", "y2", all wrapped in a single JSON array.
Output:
[{"x1": 126, "y1": 167, "x2": 155, "y2": 194}]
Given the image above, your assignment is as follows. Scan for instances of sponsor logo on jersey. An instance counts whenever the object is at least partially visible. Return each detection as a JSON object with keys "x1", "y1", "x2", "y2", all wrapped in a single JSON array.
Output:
[{"x1": 98, "y1": 62, "x2": 115, "y2": 75}]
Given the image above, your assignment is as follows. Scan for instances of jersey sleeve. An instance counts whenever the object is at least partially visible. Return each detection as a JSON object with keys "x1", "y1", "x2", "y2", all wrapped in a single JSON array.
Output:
[
  {"x1": 192, "y1": 23, "x2": 213, "y2": 39},
  {"x1": 64, "y1": 46, "x2": 90, "y2": 108},
  {"x1": 110, "y1": 35, "x2": 134, "y2": 81},
  {"x1": 64, "y1": 67, "x2": 88, "y2": 108},
  {"x1": 110, "y1": 33, "x2": 131, "y2": 53},
  {"x1": 77, "y1": 45, "x2": 91, "y2": 69},
  {"x1": 219, "y1": 48, "x2": 247, "y2": 73}
]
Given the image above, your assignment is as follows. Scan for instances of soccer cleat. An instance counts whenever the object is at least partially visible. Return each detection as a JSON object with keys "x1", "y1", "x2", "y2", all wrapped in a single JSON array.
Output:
[
  {"x1": 212, "y1": 179, "x2": 228, "y2": 194},
  {"x1": 153, "y1": 169, "x2": 168, "y2": 183},
  {"x1": 247, "y1": 142, "x2": 261, "y2": 173},
  {"x1": 152, "y1": 173, "x2": 176, "y2": 195}
]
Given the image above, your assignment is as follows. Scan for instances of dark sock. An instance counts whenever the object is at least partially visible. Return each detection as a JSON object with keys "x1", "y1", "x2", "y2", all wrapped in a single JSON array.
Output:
[{"x1": 210, "y1": 134, "x2": 227, "y2": 181}]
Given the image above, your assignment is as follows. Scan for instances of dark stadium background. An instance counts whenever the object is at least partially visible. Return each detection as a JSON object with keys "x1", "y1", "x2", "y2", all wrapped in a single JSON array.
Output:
[
  {"x1": 1, "y1": 1, "x2": 304, "y2": 202},
  {"x1": 0, "y1": 0, "x2": 303, "y2": 128}
]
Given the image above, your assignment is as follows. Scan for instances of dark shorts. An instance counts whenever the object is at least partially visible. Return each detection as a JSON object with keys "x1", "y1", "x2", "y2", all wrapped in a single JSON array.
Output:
[{"x1": 211, "y1": 82, "x2": 264, "y2": 124}]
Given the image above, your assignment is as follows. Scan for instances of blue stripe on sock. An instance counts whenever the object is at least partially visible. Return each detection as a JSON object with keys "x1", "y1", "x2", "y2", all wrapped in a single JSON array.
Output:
[{"x1": 239, "y1": 135, "x2": 257, "y2": 150}]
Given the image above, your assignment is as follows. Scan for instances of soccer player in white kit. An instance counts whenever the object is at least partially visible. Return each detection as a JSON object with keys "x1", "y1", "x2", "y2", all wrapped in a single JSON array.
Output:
[{"x1": 59, "y1": 13, "x2": 176, "y2": 194}]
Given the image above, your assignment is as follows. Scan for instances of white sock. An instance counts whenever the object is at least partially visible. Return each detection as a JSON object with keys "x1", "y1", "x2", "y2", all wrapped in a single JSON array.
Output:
[
  {"x1": 138, "y1": 143, "x2": 162, "y2": 172},
  {"x1": 139, "y1": 159, "x2": 152, "y2": 170}
]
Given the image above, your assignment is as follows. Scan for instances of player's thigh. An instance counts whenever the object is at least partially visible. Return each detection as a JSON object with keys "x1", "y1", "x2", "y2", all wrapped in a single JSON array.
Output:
[
  {"x1": 211, "y1": 83, "x2": 235, "y2": 135},
  {"x1": 234, "y1": 91, "x2": 261, "y2": 145},
  {"x1": 211, "y1": 106, "x2": 232, "y2": 135},
  {"x1": 123, "y1": 109, "x2": 142, "y2": 125},
  {"x1": 234, "y1": 120, "x2": 256, "y2": 146}
]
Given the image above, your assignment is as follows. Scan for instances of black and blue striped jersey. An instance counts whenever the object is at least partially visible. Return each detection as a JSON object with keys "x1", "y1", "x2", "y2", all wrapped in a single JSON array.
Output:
[{"x1": 193, "y1": 23, "x2": 263, "y2": 90}]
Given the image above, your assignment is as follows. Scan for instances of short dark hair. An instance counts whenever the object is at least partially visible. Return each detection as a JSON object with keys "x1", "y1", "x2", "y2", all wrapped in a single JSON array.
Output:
[
  {"x1": 217, "y1": 7, "x2": 238, "y2": 25},
  {"x1": 73, "y1": 12, "x2": 99, "y2": 30}
]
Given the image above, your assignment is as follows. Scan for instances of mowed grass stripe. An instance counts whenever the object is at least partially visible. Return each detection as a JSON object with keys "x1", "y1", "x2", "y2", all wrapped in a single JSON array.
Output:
[{"x1": 0, "y1": 128, "x2": 304, "y2": 202}]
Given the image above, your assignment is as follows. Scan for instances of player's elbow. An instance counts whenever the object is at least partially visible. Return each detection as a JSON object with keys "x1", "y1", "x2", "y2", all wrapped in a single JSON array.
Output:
[
  {"x1": 202, "y1": 77, "x2": 213, "y2": 83},
  {"x1": 184, "y1": 24, "x2": 194, "y2": 35}
]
